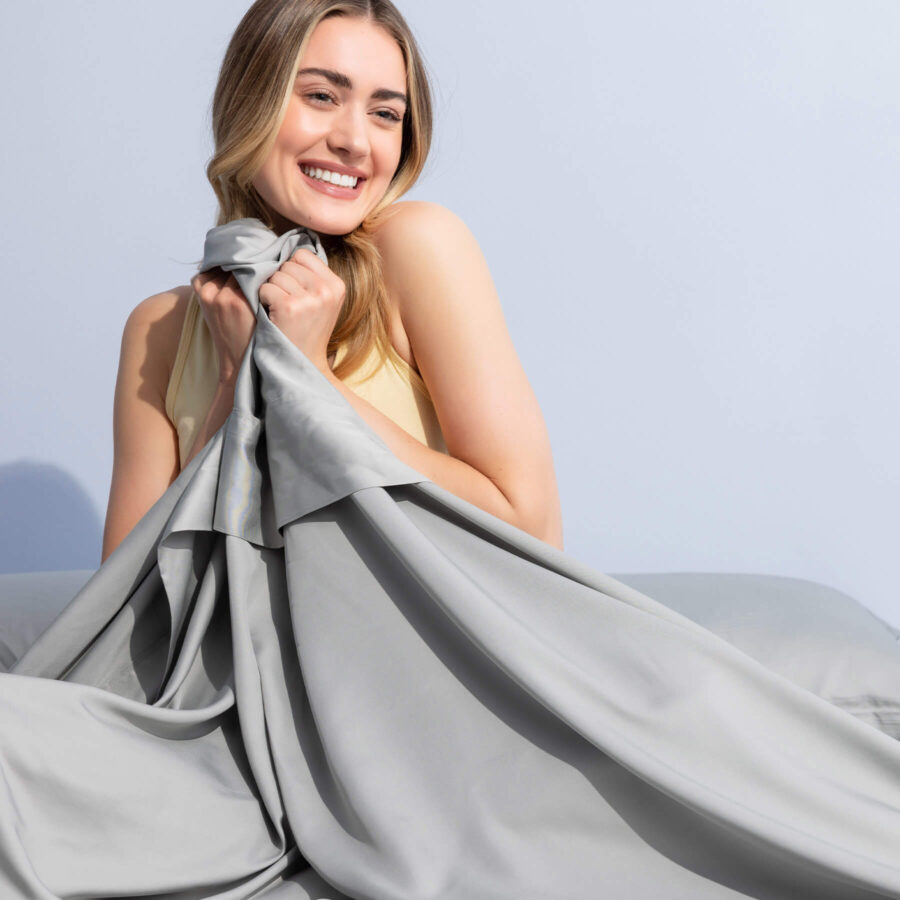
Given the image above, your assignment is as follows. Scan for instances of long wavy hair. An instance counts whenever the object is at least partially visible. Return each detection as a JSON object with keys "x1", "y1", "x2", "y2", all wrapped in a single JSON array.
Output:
[{"x1": 205, "y1": 0, "x2": 434, "y2": 388}]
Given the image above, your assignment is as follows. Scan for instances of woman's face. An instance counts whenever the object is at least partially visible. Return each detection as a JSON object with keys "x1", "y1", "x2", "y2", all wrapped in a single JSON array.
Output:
[{"x1": 252, "y1": 15, "x2": 408, "y2": 236}]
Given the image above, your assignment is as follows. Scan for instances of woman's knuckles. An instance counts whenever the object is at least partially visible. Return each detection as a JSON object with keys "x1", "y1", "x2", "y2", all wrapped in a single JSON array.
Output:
[{"x1": 200, "y1": 289, "x2": 250, "y2": 313}]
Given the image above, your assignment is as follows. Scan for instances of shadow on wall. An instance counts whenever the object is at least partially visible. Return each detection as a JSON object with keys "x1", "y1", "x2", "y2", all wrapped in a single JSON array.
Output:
[{"x1": 0, "y1": 461, "x2": 102, "y2": 574}]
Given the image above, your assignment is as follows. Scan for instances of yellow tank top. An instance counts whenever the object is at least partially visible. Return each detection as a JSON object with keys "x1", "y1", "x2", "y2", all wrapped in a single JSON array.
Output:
[{"x1": 165, "y1": 291, "x2": 448, "y2": 470}]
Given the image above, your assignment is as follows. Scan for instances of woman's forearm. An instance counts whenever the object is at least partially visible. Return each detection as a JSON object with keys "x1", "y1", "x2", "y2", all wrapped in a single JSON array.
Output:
[
  {"x1": 321, "y1": 369, "x2": 556, "y2": 545},
  {"x1": 178, "y1": 371, "x2": 560, "y2": 548},
  {"x1": 182, "y1": 381, "x2": 236, "y2": 470}
]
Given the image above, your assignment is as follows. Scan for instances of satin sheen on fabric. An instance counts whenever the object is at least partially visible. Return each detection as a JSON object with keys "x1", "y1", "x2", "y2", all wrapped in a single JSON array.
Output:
[{"x1": 3, "y1": 218, "x2": 900, "y2": 899}]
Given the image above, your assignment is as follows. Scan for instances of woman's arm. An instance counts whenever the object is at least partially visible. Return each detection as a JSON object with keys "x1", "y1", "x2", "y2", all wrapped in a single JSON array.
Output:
[
  {"x1": 100, "y1": 289, "x2": 188, "y2": 563},
  {"x1": 324, "y1": 201, "x2": 564, "y2": 550}
]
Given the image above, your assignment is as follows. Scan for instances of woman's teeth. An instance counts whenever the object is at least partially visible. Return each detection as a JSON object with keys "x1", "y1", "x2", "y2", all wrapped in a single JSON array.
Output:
[{"x1": 300, "y1": 165, "x2": 359, "y2": 188}]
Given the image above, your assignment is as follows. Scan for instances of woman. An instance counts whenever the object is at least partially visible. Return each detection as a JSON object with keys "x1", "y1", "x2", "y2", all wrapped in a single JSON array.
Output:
[
  {"x1": 4, "y1": 2, "x2": 900, "y2": 898},
  {"x1": 101, "y1": 0, "x2": 563, "y2": 565}
]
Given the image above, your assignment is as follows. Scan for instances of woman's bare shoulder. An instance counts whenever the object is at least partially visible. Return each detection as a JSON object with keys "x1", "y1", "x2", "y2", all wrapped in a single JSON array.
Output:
[
  {"x1": 367, "y1": 202, "x2": 460, "y2": 370},
  {"x1": 372, "y1": 201, "x2": 482, "y2": 286},
  {"x1": 121, "y1": 284, "x2": 194, "y2": 388},
  {"x1": 371, "y1": 200, "x2": 481, "y2": 321},
  {"x1": 371, "y1": 200, "x2": 464, "y2": 246}
]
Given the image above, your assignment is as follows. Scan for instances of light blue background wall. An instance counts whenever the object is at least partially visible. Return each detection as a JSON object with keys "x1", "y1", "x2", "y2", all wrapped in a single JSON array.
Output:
[{"x1": 1, "y1": 1, "x2": 898, "y2": 627}]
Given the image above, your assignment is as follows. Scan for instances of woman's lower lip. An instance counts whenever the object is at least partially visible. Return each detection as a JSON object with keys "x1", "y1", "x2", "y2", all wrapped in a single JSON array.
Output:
[{"x1": 299, "y1": 166, "x2": 365, "y2": 199}]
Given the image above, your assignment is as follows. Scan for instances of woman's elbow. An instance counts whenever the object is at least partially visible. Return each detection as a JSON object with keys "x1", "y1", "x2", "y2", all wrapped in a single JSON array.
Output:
[
  {"x1": 532, "y1": 508, "x2": 565, "y2": 551},
  {"x1": 511, "y1": 486, "x2": 564, "y2": 551}
]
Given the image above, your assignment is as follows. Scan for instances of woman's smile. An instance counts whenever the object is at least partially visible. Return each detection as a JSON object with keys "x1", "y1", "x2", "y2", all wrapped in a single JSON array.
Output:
[{"x1": 299, "y1": 162, "x2": 367, "y2": 200}]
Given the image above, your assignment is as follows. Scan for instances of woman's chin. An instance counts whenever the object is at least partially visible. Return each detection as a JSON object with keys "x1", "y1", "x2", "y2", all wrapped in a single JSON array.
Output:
[{"x1": 275, "y1": 208, "x2": 364, "y2": 237}]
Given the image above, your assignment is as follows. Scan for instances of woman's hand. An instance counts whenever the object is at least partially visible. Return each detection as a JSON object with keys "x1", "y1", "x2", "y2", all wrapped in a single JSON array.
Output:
[
  {"x1": 190, "y1": 269, "x2": 257, "y2": 386},
  {"x1": 259, "y1": 247, "x2": 346, "y2": 374}
]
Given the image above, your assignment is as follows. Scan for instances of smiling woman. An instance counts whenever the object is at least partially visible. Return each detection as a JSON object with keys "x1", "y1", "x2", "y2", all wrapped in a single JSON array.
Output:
[
  {"x1": 101, "y1": 0, "x2": 564, "y2": 564},
  {"x1": 251, "y1": 17, "x2": 409, "y2": 235},
  {"x1": 6, "y1": 1, "x2": 900, "y2": 899}
]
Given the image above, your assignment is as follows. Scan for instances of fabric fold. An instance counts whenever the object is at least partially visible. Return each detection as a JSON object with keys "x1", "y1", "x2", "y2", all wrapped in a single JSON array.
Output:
[{"x1": 2, "y1": 217, "x2": 900, "y2": 899}]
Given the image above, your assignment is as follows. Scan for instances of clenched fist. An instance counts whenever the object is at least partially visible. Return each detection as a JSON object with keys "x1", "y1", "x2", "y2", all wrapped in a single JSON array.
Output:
[
  {"x1": 190, "y1": 268, "x2": 257, "y2": 387},
  {"x1": 259, "y1": 247, "x2": 346, "y2": 374}
]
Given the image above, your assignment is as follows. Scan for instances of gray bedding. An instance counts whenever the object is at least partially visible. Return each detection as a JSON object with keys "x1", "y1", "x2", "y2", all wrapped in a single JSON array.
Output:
[{"x1": 2, "y1": 218, "x2": 899, "y2": 899}]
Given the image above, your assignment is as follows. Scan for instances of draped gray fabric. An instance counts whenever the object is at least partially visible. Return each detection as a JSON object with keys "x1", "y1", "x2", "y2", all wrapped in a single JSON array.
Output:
[{"x1": 3, "y1": 218, "x2": 900, "y2": 899}]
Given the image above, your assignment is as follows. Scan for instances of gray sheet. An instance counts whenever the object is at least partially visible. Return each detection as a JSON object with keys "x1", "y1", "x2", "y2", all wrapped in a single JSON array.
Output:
[{"x1": 2, "y1": 218, "x2": 899, "y2": 899}]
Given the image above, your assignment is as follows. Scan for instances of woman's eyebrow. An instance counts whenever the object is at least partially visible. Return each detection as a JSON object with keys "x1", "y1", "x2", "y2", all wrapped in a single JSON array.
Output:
[{"x1": 296, "y1": 67, "x2": 408, "y2": 106}]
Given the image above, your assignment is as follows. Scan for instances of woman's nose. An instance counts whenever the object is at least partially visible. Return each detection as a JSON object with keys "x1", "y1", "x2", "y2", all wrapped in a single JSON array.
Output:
[{"x1": 326, "y1": 103, "x2": 369, "y2": 158}]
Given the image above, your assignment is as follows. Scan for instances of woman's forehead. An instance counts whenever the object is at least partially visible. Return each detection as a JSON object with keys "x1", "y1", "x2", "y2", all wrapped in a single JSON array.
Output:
[{"x1": 299, "y1": 16, "x2": 406, "y2": 85}]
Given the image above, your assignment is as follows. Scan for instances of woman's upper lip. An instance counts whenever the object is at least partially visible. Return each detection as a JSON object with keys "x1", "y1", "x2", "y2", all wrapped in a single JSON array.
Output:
[{"x1": 299, "y1": 159, "x2": 368, "y2": 179}]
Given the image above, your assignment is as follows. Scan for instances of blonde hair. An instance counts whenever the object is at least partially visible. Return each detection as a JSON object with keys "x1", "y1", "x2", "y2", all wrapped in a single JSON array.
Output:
[{"x1": 206, "y1": 0, "x2": 434, "y2": 388}]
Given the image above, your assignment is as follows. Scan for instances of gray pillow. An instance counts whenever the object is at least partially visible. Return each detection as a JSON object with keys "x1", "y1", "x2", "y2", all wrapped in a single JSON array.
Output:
[{"x1": 613, "y1": 572, "x2": 900, "y2": 738}]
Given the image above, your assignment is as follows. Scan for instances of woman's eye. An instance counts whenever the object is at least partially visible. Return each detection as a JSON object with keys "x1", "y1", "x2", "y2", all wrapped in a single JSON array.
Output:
[{"x1": 305, "y1": 91, "x2": 402, "y2": 123}]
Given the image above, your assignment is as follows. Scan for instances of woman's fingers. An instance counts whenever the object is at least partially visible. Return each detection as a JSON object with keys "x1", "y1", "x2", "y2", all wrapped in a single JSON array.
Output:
[
  {"x1": 191, "y1": 270, "x2": 253, "y2": 313},
  {"x1": 281, "y1": 248, "x2": 342, "y2": 294},
  {"x1": 289, "y1": 246, "x2": 328, "y2": 275},
  {"x1": 191, "y1": 268, "x2": 228, "y2": 300},
  {"x1": 258, "y1": 281, "x2": 289, "y2": 312},
  {"x1": 219, "y1": 273, "x2": 251, "y2": 307}
]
